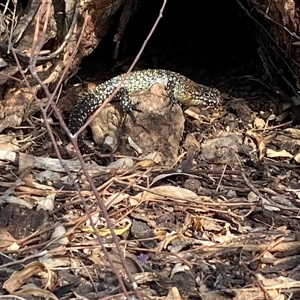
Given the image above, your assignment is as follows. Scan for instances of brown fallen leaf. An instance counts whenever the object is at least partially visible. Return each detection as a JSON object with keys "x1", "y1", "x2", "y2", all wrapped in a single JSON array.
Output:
[
  {"x1": 0, "y1": 227, "x2": 17, "y2": 251},
  {"x1": 13, "y1": 283, "x2": 58, "y2": 300},
  {"x1": 166, "y1": 286, "x2": 183, "y2": 300},
  {"x1": 3, "y1": 261, "x2": 52, "y2": 293},
  {"x1": 266, "y1": 148, "x2": 293, "y2": 158}
]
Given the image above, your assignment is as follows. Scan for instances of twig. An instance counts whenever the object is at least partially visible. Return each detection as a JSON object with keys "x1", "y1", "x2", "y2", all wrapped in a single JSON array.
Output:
[{"x1": 241, "y1": 172, "x2": 269, "y2": 201}]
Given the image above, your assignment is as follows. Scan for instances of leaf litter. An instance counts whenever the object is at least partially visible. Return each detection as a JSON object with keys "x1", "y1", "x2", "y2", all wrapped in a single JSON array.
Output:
[{"x1": 1, "y1": 88, "x2": 300, "y2": 299}]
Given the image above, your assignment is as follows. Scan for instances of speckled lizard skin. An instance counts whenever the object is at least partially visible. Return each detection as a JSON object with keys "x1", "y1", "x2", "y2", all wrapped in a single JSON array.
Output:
[{"x1": 69, "y1": 69, "x2": 222, "y2": 154}]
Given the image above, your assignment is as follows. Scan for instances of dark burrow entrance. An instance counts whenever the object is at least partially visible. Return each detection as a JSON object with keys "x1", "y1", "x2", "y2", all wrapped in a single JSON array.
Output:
[{"x1": 77, "y1": 0, "x2": 263, "y2": 100}]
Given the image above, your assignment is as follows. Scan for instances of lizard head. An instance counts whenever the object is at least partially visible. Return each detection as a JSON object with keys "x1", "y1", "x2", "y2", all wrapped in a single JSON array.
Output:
[{"x1": 175, "y1": 81, "x2": 222, "y2": 107}]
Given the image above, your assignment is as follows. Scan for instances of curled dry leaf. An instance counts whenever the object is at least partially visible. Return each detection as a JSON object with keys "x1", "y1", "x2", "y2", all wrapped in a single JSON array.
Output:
[
  {"x1": 3, "y1": 261, "x2": 52, "y2": 293},
  {"x1": 166, "y1": 286, "x2": 182, "y2": 300},
  {"x1": 127, "y1": 136, "x2": 143, "y2": 154},
  {"x1": 158, "y1": 232, "x2": 185, "y2": 251},
  {"x1": 246, "y1": 130, "x2": 266, "y2": 159},
  {"x1": 151, "y1": 172, "x2": 202, "y2": 186}
]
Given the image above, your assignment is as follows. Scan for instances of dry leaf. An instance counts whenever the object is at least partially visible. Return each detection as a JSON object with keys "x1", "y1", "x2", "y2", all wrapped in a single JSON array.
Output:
[
  {"x1": 158, "y1": 232, "x2": 184, "y2": 251},
  {"x1": 170, "y1": 263, "x2": 190, "y2": 279},
  {"x1": 254, "y1": 117, "x2": 265, "y2": 129},
  {"x1": 136, "y1": 186, "x2": 198, "y2": 202},
  {"x1": 35, "y1": 170, "x2": 61, "y2": 183},
  {"x1": 247, "y1": 130, "x2": 266, "y2": 159},
  {"x1": 37, "y1": 193, "x2": 55, "y2": 211},
  {"x1": 13, "y1": 283, "x2": 58, "y2": 300},
  {"x1": 166, "y1": 286, "x2": 182, "y2": 300},
  {"x1": 247, "y1": 191, "x2": 259, "y2": 203},
  {"x1": 39, "y1": 256, "x2": 79, "y2": 269},
  {"x1": 106, "y1": 192, "x2": 130, "y2": 209},
  {"x1": 201, "y1": 219, "x2": 222, "y2": 231},
  {"x1": 50, "y1": 225, "x2": 68, "y2": 246},
  {"x1": 0, "y1": 228, "x2": 17, "y2": 250},
  {"x1": 212, "y1": 228, "x2": 235, "y2": 244},
  {"x1": 232, "y1": 288, "x2": 282, "y2": 300},
  {"x1": 266, "y1": 148, "x2": 293, "y2": 158},
  {"x1": 135, "y1": 152, "x2": 164, "y2": 168},
  {"x1": 256, "y1": 274, "x2": 300, "y2": 287},
  {"x1": 107, "y1": 157, "x2": 134, "y2": 169},
  {"x1": 284, "y1": 128, "x2": 300, "y2": 139},
  {"x1": 293, "y1": 151, "x2": 300, "y2": 163},
  {"x1": 135, "y1": 159, "x2": 156, "y2": 168},
  {"x1": 5, "y1": 196, "x2": 33, "y2": 208},
  {"x1": 0, "y1": 134, "x2": 19, "y2": 151},
  {"x1": 82, "y1": 217, "x2": 132, "y2": 237},
  {"x1": 3, "y1": 261, "x2": 51, "y2": 293}
]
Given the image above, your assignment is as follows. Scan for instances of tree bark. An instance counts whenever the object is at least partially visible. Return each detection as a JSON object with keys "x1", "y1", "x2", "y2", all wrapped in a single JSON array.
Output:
[{"x1": 0, "y1": 0, "x2": 125, "y2": 132}]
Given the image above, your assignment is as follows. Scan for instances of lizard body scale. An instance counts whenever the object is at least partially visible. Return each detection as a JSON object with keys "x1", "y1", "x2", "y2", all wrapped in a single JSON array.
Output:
[{"x1": 68, "y1": 69, "x2": 222, "y2": 155}]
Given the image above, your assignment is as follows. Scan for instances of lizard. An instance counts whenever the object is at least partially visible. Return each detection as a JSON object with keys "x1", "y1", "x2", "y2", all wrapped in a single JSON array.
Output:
[{"x1": 68, "y1": 69, "x2": 222, "y2": 156}]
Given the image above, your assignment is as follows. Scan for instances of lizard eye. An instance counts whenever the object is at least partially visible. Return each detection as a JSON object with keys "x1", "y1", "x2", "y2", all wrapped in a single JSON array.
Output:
[{"x1": 203, "y1": 92, "x2": 211, "y2": 98}]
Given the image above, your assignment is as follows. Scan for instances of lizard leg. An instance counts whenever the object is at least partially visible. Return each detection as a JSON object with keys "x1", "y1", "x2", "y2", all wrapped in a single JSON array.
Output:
[
  {"x1": 118, "y1": 87, "x2": 140, "y2": 122},
  {"x1": 166, "y1": 80, "x2": 178, "y2": 106}
]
